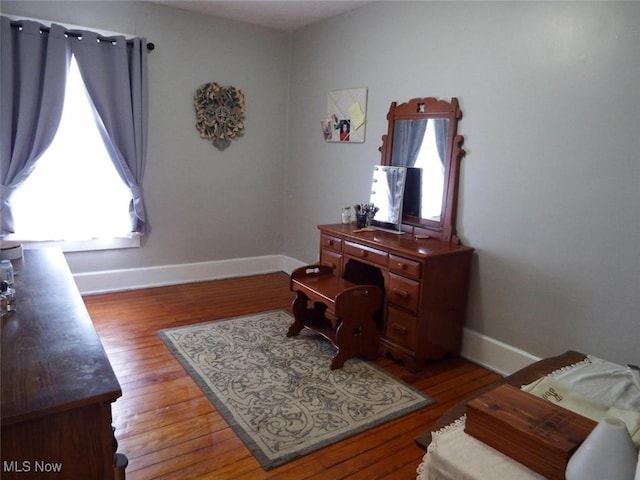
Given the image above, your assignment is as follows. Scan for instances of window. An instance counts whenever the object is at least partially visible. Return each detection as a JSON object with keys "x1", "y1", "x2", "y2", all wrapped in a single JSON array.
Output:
[
  {"x1": 9, "y1": 55, "x2": 136, "y2": 249},
  {"x1": 413, "y1": 120, "x2": 445, "y2": 220}
]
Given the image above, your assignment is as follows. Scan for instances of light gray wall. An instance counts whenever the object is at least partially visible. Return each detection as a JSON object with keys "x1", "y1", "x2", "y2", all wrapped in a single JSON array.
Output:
[
  {"x1": 285, "y1": 1, "x2": 640, "y2": 365},
  {"x1": 2, "y1": 1, "x2": 290, "y2": 272},
  {"x1": 3, "y1": 2, "x2": 639, "y2": 366}
]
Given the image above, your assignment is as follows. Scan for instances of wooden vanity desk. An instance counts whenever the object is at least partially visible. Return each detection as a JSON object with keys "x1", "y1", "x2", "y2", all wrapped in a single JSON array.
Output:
[{"x1": 318, "y1": 223, "x2": 473, "y2": 372}]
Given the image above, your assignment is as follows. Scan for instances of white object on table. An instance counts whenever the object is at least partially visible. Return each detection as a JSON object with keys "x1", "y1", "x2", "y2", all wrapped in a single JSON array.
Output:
[{"x1": 566, "y1": 417, "x2": 638, "y2": 480}]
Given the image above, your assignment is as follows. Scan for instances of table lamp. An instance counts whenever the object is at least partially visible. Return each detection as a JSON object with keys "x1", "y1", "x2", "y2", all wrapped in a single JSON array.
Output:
[{"x1": 566, "y1": 417, "x2": 638, "y2": 480}]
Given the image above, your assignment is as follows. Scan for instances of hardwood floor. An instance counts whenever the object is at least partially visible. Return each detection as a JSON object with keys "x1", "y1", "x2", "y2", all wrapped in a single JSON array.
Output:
[{"x1": 83, "y1": 272, "x2": 501, "y2": 479}]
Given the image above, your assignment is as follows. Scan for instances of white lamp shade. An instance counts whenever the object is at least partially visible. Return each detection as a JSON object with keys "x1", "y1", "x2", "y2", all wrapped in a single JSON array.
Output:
[{"x1": 566, "y1": 417, "x2": 639, "y2": 480}]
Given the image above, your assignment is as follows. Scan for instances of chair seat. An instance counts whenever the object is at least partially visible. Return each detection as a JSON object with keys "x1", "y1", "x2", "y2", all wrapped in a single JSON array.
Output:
[{"x1": 287, "y1": 264, "x2": 382, "y2": 369}]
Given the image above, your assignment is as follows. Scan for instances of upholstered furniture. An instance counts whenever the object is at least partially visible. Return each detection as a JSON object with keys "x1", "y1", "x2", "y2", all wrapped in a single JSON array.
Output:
[
  {"x1": 416, "y1": 351, "x2": 640, "y2": 480},
  {"x1": 415, "y1": 351, "x2": 588, "y2": 449}
]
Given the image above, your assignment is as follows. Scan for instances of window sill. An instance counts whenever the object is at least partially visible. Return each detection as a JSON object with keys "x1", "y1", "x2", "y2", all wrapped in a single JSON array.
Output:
[{"x1": 12, "y1": 236, "x2": 141, "y2": 253}]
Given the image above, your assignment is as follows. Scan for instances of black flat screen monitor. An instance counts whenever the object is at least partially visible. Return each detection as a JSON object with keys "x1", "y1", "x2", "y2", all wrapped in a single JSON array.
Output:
[{"x1": 403, "y1": 167, "x2": 422, "y2": 218}]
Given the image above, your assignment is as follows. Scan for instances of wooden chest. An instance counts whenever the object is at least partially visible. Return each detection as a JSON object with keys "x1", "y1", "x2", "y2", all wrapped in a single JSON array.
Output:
[{"x1": 464, "y1": 384, "x2": 597, "y2": 480}]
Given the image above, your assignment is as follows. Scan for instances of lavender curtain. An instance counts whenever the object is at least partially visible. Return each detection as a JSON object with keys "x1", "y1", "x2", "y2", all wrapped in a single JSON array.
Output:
[
  {"x1": 71, "y1": 30, "x2": 148, "y2": 234},
  {"x1": 0, "y1": 18, "x2": 71, "y2": 235},
  {"x1": 434, "y1": 118, "x2": 449, "y2": 168},
  {"x1": 0, "y1": 16, "x2": 149, "y2": 236},
  {"x1": 391, "y1": 119, "x2": 428, "y2": 168}
]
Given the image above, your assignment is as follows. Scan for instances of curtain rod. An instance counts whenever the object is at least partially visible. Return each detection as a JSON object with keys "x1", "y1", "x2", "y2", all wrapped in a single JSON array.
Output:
[{"x1": 9, "y1": 20, "x2": 155, "y2": 51}]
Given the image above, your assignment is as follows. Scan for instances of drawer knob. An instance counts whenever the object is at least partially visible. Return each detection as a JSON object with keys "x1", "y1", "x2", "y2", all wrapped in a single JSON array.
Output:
[
  {"x1": 392, "y1": 288, "x2": 410, "y2": 299},
  {"x1": 328, "y1": 240, "x2": 334, "y2": 246},
  {"x1": 360, "y1": 250, "x2": 368, "y2": 257},
  {"x1": 391, "y1": 324, "x2": 408, "y2": 336}
]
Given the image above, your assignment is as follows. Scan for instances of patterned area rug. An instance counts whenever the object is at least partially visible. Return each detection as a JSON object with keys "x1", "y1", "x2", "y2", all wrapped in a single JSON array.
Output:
[{"x1": 158, "y1": 310, "x2": 433, "y2": 470}]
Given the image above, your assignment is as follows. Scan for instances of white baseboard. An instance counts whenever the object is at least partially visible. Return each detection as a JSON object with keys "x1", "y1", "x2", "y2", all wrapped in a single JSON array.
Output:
[
  {"x1": 281, "y1": 255, "x2": 308, "y2": 274},
  {"x1": 75, "y1": 254, "x2": 286, "y2": 295},
  {"x1": 461, "y1": 328, "x2": 541, "y2": 376},
  {"x1": 75, "y1": 253, "x2": 537, "y2": 375}
]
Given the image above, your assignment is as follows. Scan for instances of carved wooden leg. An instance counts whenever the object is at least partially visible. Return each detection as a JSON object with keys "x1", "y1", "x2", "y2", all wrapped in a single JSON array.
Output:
[
  {"x1": 112, "y1": 421, "x2": 128, "y2": 480},
  {"x1": 287, "y1": 291, "x2": 309, "y2": 337},
  {"x1": 330, "y1": 347, "x2": 348, "y2": 370},
  {"x1": 114, "y1": 453, "x2": 128, "y2": 480}
]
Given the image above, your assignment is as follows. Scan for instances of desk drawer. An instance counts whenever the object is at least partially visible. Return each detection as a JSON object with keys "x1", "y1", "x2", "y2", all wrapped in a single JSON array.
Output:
[
  {"x1": 320, "y1": 234, "x2": 343, "y2": 253},
  {"x1": 344, "y1": 241, "x2": 388, "y2": 267},
  {"x1": 320, "y1": 248, "x2": 342, "y2": 276},
  {"x1": 389, "y1": 255, "x2": 421, "y2": 280},
  {"x1": 388, "y1": 273, "x2": 420, "y2": 313},
  {"x1": 385, "y1": 306, "x2": 418, "y2": 351}
]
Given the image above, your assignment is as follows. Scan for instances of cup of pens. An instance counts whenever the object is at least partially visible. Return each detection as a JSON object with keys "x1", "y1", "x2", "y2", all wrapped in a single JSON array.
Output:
[{"x1": 354, "y1": 203, "x2": 378, "y2": 228}]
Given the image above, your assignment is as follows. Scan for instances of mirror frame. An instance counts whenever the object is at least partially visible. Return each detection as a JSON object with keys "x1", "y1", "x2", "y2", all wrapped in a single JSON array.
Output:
[{"x1": 380, "y1": 97, "x2": 465, "y2": 244}]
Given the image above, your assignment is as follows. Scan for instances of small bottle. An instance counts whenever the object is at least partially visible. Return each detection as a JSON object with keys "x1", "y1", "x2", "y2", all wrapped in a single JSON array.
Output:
[
  {"x1": 341, "y1": 206, "x2": 352, "y2": 224},
  {"x1": 1, "y1": 281, "x2": 15, "y2": 312},
  {"x1": 0, "y1": 259, "x2": 14, "y2": 286}
]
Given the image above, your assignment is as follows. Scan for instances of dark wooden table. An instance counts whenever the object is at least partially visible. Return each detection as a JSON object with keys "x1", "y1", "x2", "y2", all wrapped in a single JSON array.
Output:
[
  {"x1": 1, "y1": 249, "x2": 125, "y2": 479},
  {"x1": 415, "y1": 350, "x2": 587, "y2": 449}
]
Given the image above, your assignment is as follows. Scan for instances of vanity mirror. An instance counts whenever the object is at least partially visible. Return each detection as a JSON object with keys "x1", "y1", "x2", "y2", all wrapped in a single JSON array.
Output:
[{"x1": 380, "y1": 97, "x2": 465, "y2": 243}]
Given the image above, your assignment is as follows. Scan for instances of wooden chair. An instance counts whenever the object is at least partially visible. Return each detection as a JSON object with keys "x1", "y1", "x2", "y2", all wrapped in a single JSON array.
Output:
[{"x1": 287, "y1": 264, "x2": 383, "y2": 369}]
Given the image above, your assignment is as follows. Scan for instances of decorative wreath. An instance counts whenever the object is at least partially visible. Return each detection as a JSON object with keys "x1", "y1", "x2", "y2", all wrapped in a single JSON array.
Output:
[{"x1": 194, "y1": 82, "x2": 245, "y2": 151}]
